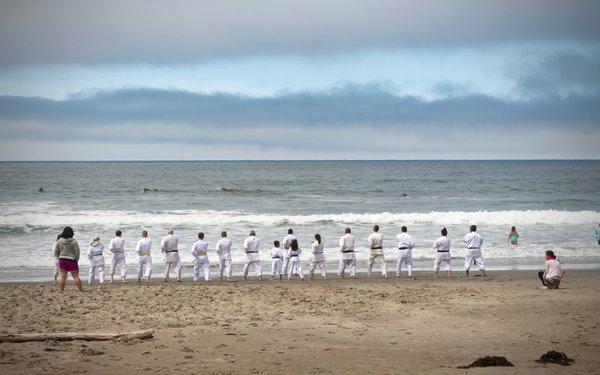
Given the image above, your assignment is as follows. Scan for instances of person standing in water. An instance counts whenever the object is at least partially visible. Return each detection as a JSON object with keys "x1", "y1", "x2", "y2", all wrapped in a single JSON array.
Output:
[
  {"x1": 509, "y1": 226, "x2": 519, "y2": 247},
  {"x1": 594, "y1": 224, "x2": 600, "y2": 245}
]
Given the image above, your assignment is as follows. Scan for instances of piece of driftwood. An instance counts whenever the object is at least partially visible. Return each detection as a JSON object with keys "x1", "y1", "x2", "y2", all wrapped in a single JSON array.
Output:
[{"x1": 0, "y1": 329, "x2": 154, "y2": 343}]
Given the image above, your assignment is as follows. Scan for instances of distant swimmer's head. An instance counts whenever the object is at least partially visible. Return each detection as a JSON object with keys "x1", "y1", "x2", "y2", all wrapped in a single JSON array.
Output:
[
  {"x1": 38, "y1": 187, "x2": 44, "y2": 192},
  {"x1": 221, "y1": 231, "x2": 227, "y2": 238},
  {"x1": 290, "y1": 239, "x2": 299, "y2": 251},
  {"x1": 288, "y1": 228, "x2": 293, "y2": 234},
  {"x1": 373, "y1": 225, "x2": 379, "y2": 232},
  {"x1": 345, "y1": 227, "x2": 351, "y2": 234},
  {"x1": 315, "y1": 233, "x2": 321, "y2": 244},
  {"x1": 470, "y1": 225, "x2": 477, "y2": 232},
  {"x1": 274, "y1": 240, "x2": 280, "y2": 247},
  {"x1": 441, "y1": 228, "x2": 448, "y2": 236},
  {"x1": 511, "y1": 226, "x2": 516, "y2": 231},
  {"x1": 61, "y1": 226, "x2": 74, "y2": 239},
  {"x1": 90, "y1": 236, "x2": 100, "y2": 246},
  {"x1": 197, "y1": 232, "x2": 204, "y2": 240},
  {"x1": 115, "y1": 230, "x2": 122, "y2": 237},
  {"x1": 168, "y1": 229, "x2": 174, "y2": 235},
  {"x1": 401, "y1": 226, "x2": 407, "y2": 233},
  {"x1": 250, "y1": 230, "x2": 256, "y2": 236},
  {"x1": 142, "y1": 230, "x2": 148, "y2": 238}
]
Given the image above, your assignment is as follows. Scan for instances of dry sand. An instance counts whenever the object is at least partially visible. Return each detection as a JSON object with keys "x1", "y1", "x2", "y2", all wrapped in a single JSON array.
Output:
[{"x1": 1, "y1": 270, "x2": 599, "y2": 374}]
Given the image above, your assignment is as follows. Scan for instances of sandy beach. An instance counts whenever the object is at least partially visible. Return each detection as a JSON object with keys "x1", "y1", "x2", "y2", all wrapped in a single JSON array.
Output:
[{"x1": 1, "y1": 270, "x2": 599, "y2": 374}]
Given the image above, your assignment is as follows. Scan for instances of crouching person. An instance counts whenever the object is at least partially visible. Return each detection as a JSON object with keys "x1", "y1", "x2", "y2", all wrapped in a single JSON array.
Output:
[{"x1": 538, "y1": 250, "x2": 564, "y2": 289}]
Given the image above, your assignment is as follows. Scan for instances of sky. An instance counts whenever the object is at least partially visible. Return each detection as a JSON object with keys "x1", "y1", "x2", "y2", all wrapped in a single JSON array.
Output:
[{"x1": 0, "y1": 0, "x2": 599, "y2": 160}]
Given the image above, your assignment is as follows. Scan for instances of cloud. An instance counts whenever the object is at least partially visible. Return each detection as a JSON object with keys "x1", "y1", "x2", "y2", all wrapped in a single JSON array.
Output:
[{"x1": 1, "y1": 0, "x2": 599, "y2": 66}]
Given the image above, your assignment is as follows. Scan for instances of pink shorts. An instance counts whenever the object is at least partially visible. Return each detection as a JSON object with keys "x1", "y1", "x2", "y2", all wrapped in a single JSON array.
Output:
[{"x1": 58, "y1": 258, "x2": 79, "y2": 272}]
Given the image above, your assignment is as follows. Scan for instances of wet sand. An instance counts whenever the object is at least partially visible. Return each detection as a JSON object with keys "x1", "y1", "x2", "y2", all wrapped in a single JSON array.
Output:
[{"x1": 1, "y1": 270, "x2": 599, "y2": 374}]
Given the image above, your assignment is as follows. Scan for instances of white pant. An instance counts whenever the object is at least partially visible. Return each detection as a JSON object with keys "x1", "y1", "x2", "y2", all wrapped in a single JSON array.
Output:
[
  {"x1": 244, "y1": 260, "x2": 262, "y2": 278},
  {"x1": 110, "y1": 253, "x2": 127, "y2": 278},
  {"x1": 434, "y1": 252, "x2": 452, "y2": 272},
  {"x1": 367, "y1": 253, "x2": 387, "y2": 276},
  {"x1": 396, "y1": 249, "x2": 412, "y2": 276},
  {"x1": 89, "y1": 263, "x2": 105, "y2": 284},
  {"x1": 53, "y1": 258, "x2": 59, "y2": 280},
  {"x1": 271, "y1": 258, "x2": 283, "y2": 276},
  {"x1": 337, "y1": 257, "x2": 357, "y2": 277},
  {"x1": 138, "y1": 255, "x2": 152, "y2": 279},
  {"x1": 465, "y1": 249, "x2": 485, "y2": 271},
  {"x1": 287, "y1": 257, "x2": 304, "y2": 279},
  {"x1": 218, "y1": 256, "x2": 232, "y2": 278},
  {"x1": 309, "y1": 257, "x2": 326, "y2": 279},
  {"x1": 193, "y1": 256, "x2": 210, "y2": 282},
  {"x1": 164, "y1": 253, "x2": 182, "y2": 280},
  {"x1": 282, "y1": 254, "x2": 290, "y2": 275}
]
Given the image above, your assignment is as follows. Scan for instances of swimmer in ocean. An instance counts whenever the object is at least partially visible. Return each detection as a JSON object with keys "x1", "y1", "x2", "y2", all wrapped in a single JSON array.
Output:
[
  {"x1": 38, "y1": 187, "x2": 44, "y2": 192},
  {"x1": 509, "y1": 226, "x2": 519, "y2": 247}
]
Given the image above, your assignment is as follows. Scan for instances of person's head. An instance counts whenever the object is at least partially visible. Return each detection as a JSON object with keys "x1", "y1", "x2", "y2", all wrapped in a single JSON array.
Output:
[
  {"x1": 345, "y1": 227, "x2": 351, "y2": 234},
  {"x1": 61, "y1": 226, "x2": 74, "y2": 239},
  {"x1": 373, "y1": 225, "x2": 379, "y2": 232},
  {"x1": 167, "y1": 229, "x2": 174, "y2": 235},
  {"x1": 288, "y1": 228, "x2": 293, "y2": 234},
  {"x1": 470, "y1": 225, "x2": 477, "y2": 232},
  {"x1": 274, "y1": 240, "x2": 280, "y2": 247},
  {"x1": 315, "y1": 233, "x2": 321, "y2": 244},
  {"x1": 221, "y1": 231, "x2": 227, "y2": 238},
  {"x1": 90, "y1": 236, "x2": 100, "y2": 246},
  {"x1": 441, "y1": 227, "x2": 448, "y2": 236},
  {"x1": 401, "y1": 226, "x2": 407, "y2": 233},
  {"x1": 197, "y1": 232, "x2": 204, "y2": 240},
  {"x1": 141, "y1": 230, "x2": 148, "y2": 238},
  {"x1": 250, "y1": 230, "x2": 256, "y2": 236},
  {"x1": 511, "y1": 226, "x2": 516, "y2": 232},
  {"x1": 290, "y1": 239, "x2": 299, "y2": 251},
  {"x1": 115, "y1": 229, "x2": 122, "y2": 237}
]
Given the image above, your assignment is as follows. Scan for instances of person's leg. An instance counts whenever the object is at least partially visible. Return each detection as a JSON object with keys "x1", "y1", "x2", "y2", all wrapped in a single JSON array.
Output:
[
  {"x1": 98, "y1": 264, "x2": 105, "y2": 284},
  {"x1": 337, "y1": 259, "x2": 346, "y2": 278},
  {"x1": 475, "y1": 256, "x2": 485, "y2": 276},
  {"x1": 218, "y1": 258, "x2": 224, "y2": 280},
  {"x1": 287, "y1": 260, "x2": 294, "y2": 279},
  {"x1": 255, "y1": 261, "x2": 262, "y2": 278},
  {"x1": 272, "y1": 260, "x2": 277, "y2": 279},
  {"x1": 434, "y1": 256, "x2": 441, "y2": 278},
  {"x1": 120, "y1": 257, "x2": 127, "y2": 282},
  {"x1": 464, "y1": 256, "x2": 473, "y2": 276},
  {"x1": 137, "y1": 259, "x2": 144, "y2": 282},
  {"x1": 203, "y1": 261, "x2": 211, "y2": 281},
  {"x1": 446, "y1": 260, "x2": 452, "y2": 278},
  {"x1": 243, "y1": 262, "x2": 250, "y2": 279},
  {"x1": 163, "y1": 262, "x2": 171, "y2": 281},
  {"x1": 71, "y1": 271, "x2": 84, "y2": 292},
  {"x1": 320, "y1": 261, "x2": 326, "y2": 279},
  {"x1": 350, "y1": 259, "x2": 357, "y2": 278},
  {"x1": 110, "y1": 258, "x2": 117, "y2": 283},
  {"x1": 407, "y1": 255, "x2": 413, "y2": 277},
  {"x1": 396, "y1": 256, "x2": 402, "y2": 277},
  {"x1": 174, "y1": 257, "x2": 182, "y2": 281},
  {"x1": 367, "y1": 255, "x2": 374, "y2": 277},
  {"x1": 538, "y1": 271, "x2": 547, "y2": 286},
  {"x1": 193, "y1": 262, "x2": 200, "y2": 282},
  {"x1": 309, "y1": 260, "x2": 315, "y2": 280},
  {"x1": 282, "y1": 256, "x2": 289, "y2": 276},
  {"x1": 297, "y1": 261, "x2": 304, "y2": 280},
  {"x1": 58, "y1": 270, "x2": 67, "y2": 291},
  {"x1": 146, "y1": 258, "x2": 152, "y2": 282},
  {"x1": 380, "y1": 255, "x2": 387, "y2": 277},
  {"x1": 88, "y1": 265, "x2": 95, "y2": 284},
  {"x1": 225, "y1": 258, "x2": 232, "y2": 280}
]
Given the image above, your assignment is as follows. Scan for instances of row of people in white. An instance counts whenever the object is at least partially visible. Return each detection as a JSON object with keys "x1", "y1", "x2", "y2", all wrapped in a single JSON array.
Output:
[{"x1": 85, "y1": 225, "x2": 485, "y2": 283}]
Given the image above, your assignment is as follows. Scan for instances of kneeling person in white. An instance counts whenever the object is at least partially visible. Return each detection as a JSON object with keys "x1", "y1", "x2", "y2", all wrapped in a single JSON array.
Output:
[
  {"x1": 216, "y1": 231, "x2": 232, "y2": 281},
  {"x1": 109, "y1": 230, "x2": 127, "y2": 283},
  {"x1": 309, "y1": 234, "x2": 326, "y2": 280},
  {"x1": 367, "y1": 225, "x2": 387, "y2": 278},
  {"x1": 243, "y1": 230, "x2": 262, "y2": 280},
  {"x1": 396, "y1": 226, "x2": 415, "y2": 277},
  {"x1": 271, "y1": 240, "x2": 283, "y2": 280},
  {"x1": 161, "y1": 229, "x2": 181, "y2": 282},
  {"x1": 136, "y1": 230, "x2": 152, "y2": 282},
  {"x1": 191, "y1": 232, "x2": 210, "y2": 282},
  {"x1": 463, "y1": 225, "x2": 485, "y2": 277},
  {"x1": 287, "y1": 239, "x2": 304, "y2": 280},
  {"x1": 433, "y1": 228, "x2": 452, "y2": 278},
  {"x1": 88, "y1": 236, "x2": 105, "y2": 284},
  {"x1": 338, "y1": 228, "x2": 357, "y2": 278}
]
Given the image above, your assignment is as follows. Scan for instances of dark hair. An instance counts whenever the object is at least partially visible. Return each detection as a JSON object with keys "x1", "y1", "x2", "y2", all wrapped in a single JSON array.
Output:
[
  {"x1": 115, "y1": 230, "x2": 122, "y2": 237},
  {"x1": 345, "y1": 227, "x2": 351, "y2": 234},
  {"x1": 288, "y1": 228, "x2": 293, "y2": 234},
  {"x1": 373, "y1": 225, "x2": 379, "y2": 232},
  {"x1": 250, "y1": 230, "x2": 256, "y2": 236},
  {"x1": 315, "y1": 233, "x2": 321, "y2": 244},
  {"x1": 56, "y1": 233, "x2": 62, "y2": 241},
  {"x1": 545, "y1": 250, "x2": 555, "y2": 257},
  {"x1": 511, "y1": 226, "x2": 516, "y2": 231},
  {"x1": 198, "y1": 232, "x2": 204, "y2": 239},
  {"x1": 274, "y1": 240, "x2": 280, "y2": 247},
  {"x1": 290, "y1": 239, "x2": 299, "y2": 251},
  {"x1": 441, "y1": 227, "x2": 448, "y2": 236},
  {"x1": 221, "y1": 231, "x2": 227, "y2": 238},
  {"x1": 61, "y1": 226, "x2": 74, "y2": 239},
  {"x1": 470, "y1": 225, "x2": 477, "y2": 232},
  {"x1": 142, "y1": 230, "x2": 148, "y2": 237},
  {"x1": 401, "y1": 226, "x2": 407, "y2": 232}
]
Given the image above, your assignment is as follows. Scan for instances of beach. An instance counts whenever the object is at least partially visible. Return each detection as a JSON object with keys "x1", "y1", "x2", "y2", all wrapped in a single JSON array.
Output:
[{"x1": 1, "y1": 270, "x2": 599, "y2": 374}]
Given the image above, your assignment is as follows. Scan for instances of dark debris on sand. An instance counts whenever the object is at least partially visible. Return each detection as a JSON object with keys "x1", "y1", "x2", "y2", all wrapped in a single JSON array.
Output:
[
  {"x1": 535, "y1": 350, "x2": 575, "y2": 366},
  {"x1": 458, "y1": 356, "x2": 514, "y2": 368}
]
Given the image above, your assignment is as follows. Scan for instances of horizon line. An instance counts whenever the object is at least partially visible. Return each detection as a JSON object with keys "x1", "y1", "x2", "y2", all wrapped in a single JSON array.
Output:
[{"x1": 1, "y1": 158, "x2": 599, "y2": 163}]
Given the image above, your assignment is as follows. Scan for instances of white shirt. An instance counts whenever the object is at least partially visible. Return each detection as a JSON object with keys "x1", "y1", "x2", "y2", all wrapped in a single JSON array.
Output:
[
  {"x1": 396, "y1": 233, "x2": 415, "y2": 249},
  {"x1": 546, "y1": 259, "x2": 563, "y2": 279},
  {"x1": 160, "y1": 234, "x2": 178, "y2": 252},
  {"x1": 135, "y1": 238, "x2": 152, "y2": 256},
  {"x1": 339, "y1": 234, "x2": 355, "y2": 252},
  {"x1": 215, "y1": 238, "x2": 232, "y2": 259},
  {"x1": 191, "y1": 240, "x2": 209, "y2": 258},
  {"x1": 463, "y1": 232, "x2": 483, "y2": 249},
  {"x1": 88, "y1": 244, "x2": 104, "y2": 257},
  {"x1": 433, "y1": 236, "x2": 451, "y2": 252},
  {"x1": 311, "y1": 242, "x2": 324, "y2": 254},
  {"x1": 282, "y1": 234, "x2": 297, "y2": 249},
  {"x1": 270, "y1": 247, "x2": 283, "y2": 260},
  {"x1": 368, "y1": 232, "x2": 384, "y2": 255},
  {"x1": 243, "y1": 235, "x2": 261, "y2": 253},
  {"x1": 108, "y1": 237, "x2": 125, "y2": 254}
]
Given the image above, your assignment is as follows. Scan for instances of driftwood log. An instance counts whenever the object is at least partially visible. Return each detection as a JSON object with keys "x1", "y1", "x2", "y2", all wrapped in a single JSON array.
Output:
[{"x1": 0, "y1": 329, "x2": 154, "y2": 343}]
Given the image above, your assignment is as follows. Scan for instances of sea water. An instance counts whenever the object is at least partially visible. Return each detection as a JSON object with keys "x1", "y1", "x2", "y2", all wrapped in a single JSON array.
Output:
[{"x1": 0, "y1": 160, "x2": 599, "y2": 281}]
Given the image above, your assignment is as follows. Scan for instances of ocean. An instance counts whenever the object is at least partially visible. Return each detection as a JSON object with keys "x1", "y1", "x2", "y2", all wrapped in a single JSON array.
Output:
[{"x1": 0, "y1": 160, "x2": 599, "y2": 281}]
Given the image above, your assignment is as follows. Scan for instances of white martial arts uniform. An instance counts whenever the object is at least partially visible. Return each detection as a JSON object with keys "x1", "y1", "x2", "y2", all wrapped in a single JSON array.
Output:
[
  {"x1": 463, "y1": 231, "x2": 485, "y2": 272},
  {"x1": 309, "y1": 241, "x2": 326, "y2": 279},
  {"x1": 281, "y1": 234, "x2": 297, "y2": 276},
  {"x1": 287, "y1": 247, "x2": 304, "y2": 279},
  {"x1": 337, "y1": 233, "x2": 357, "y2": 277},
  {"x1": 395, "y1": 232, "x2": 415, "y2": 277},
  {"x1": 108, "y1": 237, "x2": 127, "y2": 279},
  {"x1": 367, "y1": 231, "x2": 387, "y2": 277},
  {"x1": 270, "y1": 247, "x2": 283, "y2": 277},
  {"x1": 135, "y1": 237, "x2": 152, "y2": 280},
  {"x1": 216, "y1": 237, "x2": 233, "y2": 279},
  {"x1": 52, "y1": 241, "x2": 59, "y2": 282},
  {"x1": 191, "y1": 239, "x2": 211, "y2": 282},
  {"x1": 87, "y1": 243, "x2": 105, "y2": 284},
  {"x1": 243, "y1": 235, "x2": 262, "y2": 278},
  {"x1": 160, "y1": 234, "x2": 181, "y2": 280},
  {"x1": 433, "y1": 236, "x2": 452, "y2": 272}
]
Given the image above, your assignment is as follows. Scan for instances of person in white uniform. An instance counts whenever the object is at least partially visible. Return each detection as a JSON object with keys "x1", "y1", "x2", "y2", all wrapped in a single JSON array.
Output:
[
  {"x1": 463, "y1": 225, "x2": 486, "y2": 277},
  {"x1": 215, "y1": 231, "x2": 233, "y2": 281},
  {"x1": 270, "y1": 240, "x2": 283, "y2": 280},
  {"x1": 338, "y1": 228, "x2": 357, "y2": 278},
  {"x1": 395, "y1": 226, "x2": 415, "y2": 277},
  {"x1": 309, "y1": 234, "x2": 326, "y2": 280},
  {"x1": 243, "y1": 230, "x2": 262, "y2": 280},
  {"x1": 53, "y1": 233, "x2": 61, "y2": 284},
  {"x1": 135, "y1": 230, "x2": 152, "y2": 282},
  {"x1": 367, "y1": 225, "x2": 387, "y2": 278},
  {"x1": 87, "y1": 236, "x2": 105, "y2": 284},
  {"x1": 160, "y1": 229, "x2": 181, "y2": 282},
  {"x1": 191, "y1": 232, "x2": 211, "y2": 282},
  {"x1": 281, "y1": 229, "x2": 297, "y2": 277},
  {"x1": 108, "y1": 230, "x2": 127, "y2": 283},
  {"x1": 433, "y1": 228, "x2": 452, "y2": 278},
  {"x1": 287, "y1": 239, "x2": 304, "y2": 280}
]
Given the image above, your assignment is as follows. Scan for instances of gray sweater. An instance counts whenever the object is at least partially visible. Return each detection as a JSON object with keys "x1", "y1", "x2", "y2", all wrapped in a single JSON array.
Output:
[{"x1": 54, "y1": 238, "x2": 80, "y2": 261}]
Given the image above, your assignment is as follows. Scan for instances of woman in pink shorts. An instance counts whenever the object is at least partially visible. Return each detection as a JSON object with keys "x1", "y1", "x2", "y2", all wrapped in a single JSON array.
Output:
[{"x1": 54, "y1": 227, "x2": 84, "y2": 292}]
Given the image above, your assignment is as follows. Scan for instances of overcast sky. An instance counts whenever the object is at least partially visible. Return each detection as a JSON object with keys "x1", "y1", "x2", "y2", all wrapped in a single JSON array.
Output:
[{"x1": 1, "y1": 0, "x2": 599, "y2": 160}]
